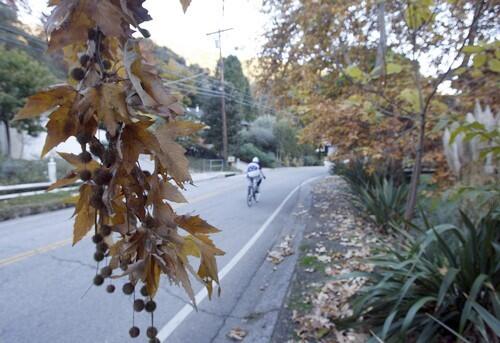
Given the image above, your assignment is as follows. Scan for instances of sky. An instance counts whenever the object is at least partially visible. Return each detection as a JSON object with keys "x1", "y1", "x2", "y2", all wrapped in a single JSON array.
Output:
[{"x1": 20, "y1": 0, "x2": 267, "y2": 73}]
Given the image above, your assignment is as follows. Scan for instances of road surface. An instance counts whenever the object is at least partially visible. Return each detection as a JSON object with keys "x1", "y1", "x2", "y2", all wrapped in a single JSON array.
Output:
[{"x1": 0, "y1": 166, "x2": 326, "y2": 343}]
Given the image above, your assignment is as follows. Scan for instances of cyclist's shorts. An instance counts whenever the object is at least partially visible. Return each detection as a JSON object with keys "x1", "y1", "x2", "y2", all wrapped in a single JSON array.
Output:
[{"x1": 247, "y1": 170, "x2": 261, "y2": 178}]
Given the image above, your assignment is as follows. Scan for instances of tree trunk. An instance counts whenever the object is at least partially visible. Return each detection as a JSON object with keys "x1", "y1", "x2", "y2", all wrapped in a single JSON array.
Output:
[
  {"x1": 375, "y1": 0, "x2": 387, "y2": 72},
  {"x1": 404, "y1": 61, "x2": 426, "y2": 221},
  {"x1": 2, "y1": 119, "x2": 12, "y2": 158}
]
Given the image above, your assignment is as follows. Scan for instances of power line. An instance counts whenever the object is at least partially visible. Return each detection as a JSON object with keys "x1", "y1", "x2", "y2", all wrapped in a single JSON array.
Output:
[
  {"x1": 168, "y1": 83, "x2": 280, "y2": 115},
  {"x1": 163, "y1": 72, "x2": 207, "y2": 85}
]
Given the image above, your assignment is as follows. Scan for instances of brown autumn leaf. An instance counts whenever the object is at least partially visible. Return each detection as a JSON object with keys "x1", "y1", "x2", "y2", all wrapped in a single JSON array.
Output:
[
  {"x1": 14, "y1": 85, "x2": 76, "y2": 120},
  {"x1": 124, "y1": 40, "x2": 181, "y2": 114},
  {"x1": 57, "y1": 152, "x2": 100, "y2": 171},
  {"x1": 47, "y1": 2, "x2": 93, "y2": 52},
  {"x1": 145, "y1": 255, "x2": 162, "y2": 297},
  {"x1": 13, "y1": 85, "x2": 79, "y2": 157},
  {"x1": 197, "y1": 244, "x2": 222, "y2": 299},
  {"x1": 147, "y1": 176, "x2": 187, "y2": 204},
  {"x1": 179, "y1": 0, "x2": 192, "y2": 13},
  {"x1": 73, "y1": 184, "x2": 96, "y2": 245},
  {"x1": 161, "y1": 120, "x2": 205, "y2": 138},
  {"x1": 154, "y1": 123, "x2": 192, "y2": 185},
  {"x1": 121, "y1": 121, "x2": 158, "y2": 172},
  {"x1": 42, "y1": 106, "x2": 79, "y2": 157},
  {"x1": 117, "y1": 0, "x2": 152, "y2": 26},
  {"x1": 175, "y1": 215, "x2": 220, "y2": 235},
  {"x1": 47, "y1": 171, "x2": 79, "y2": 191},
  {"x1": 78, "y1": 84, "x2": 132, "y2": 135},
  {"x1": 92, "y1": 0, "x2": 128, "y2": 41}
]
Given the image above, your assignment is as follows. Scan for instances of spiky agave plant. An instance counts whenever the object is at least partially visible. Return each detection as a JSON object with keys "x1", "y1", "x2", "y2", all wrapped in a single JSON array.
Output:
[{"x1": 338, "y1": 210, "x2": 500, "y2": 342}]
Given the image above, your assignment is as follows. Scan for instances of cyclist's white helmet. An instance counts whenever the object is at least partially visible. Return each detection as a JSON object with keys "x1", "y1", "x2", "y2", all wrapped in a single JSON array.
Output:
[{"x1": 252, "y1": 157, "x2": 259, "y2": 163}]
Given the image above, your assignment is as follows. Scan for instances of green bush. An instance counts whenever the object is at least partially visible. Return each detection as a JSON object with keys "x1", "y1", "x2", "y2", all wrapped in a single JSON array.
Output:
[
  {"x1": 333, "y1": 158, "x2": 408, "y2": 230},
  {"x1": 0, "y1": 157, "x2": 73, "y2": 185},
  {"x1": 356, "y1": 177, "x2": 409, "y2": 231},
  {"x1": 238, "y1": 143, "x2": 276, "y2": 167},
  {"x1": 339, "y1": 211, "x2": 500, "y2": 342},
  {"x1": 303, "y1": 155, "x2": 323, "y2": 166}
]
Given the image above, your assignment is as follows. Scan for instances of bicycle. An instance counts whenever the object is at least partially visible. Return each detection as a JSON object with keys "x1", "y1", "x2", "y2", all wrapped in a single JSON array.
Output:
[{"x1": 247, "y1": 177, "x2": 259, "y2": 207}]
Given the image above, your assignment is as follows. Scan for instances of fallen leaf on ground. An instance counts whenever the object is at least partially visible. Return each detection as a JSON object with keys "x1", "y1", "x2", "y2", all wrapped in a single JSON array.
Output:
[{"x1": 227, "y1": 327, "x2": 248, "y2": 341}]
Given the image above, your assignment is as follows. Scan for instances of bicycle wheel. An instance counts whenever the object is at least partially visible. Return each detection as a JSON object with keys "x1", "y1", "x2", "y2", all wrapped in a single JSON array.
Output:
[{"x1": 247, "y1": 186, "x2": 253, "y2": 207}]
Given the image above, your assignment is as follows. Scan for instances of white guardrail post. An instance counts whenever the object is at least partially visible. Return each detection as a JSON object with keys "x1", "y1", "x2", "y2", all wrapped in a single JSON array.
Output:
[{"x1": 48, "y1": 157, "x2": 57, "y2": 183}]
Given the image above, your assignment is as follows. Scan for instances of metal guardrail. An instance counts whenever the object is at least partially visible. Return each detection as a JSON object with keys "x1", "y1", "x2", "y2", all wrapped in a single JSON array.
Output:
[
  {"x1": 0, "y1": 182, "x2": 80, "y2": 201},
  {"x1": 0, "y1": 182, "x2": 52, "y2": 195}
]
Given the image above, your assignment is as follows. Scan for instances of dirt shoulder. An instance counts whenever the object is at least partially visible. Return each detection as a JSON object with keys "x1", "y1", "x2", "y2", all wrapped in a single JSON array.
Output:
[{"x1": 271, "y1": 176, "x2": 381, "y2": 343}]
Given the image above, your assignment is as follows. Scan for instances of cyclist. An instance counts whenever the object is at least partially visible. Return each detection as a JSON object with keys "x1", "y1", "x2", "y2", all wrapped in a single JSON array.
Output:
[{"x1": 246, "y1": 157, "x2": 266, "y2": 195}]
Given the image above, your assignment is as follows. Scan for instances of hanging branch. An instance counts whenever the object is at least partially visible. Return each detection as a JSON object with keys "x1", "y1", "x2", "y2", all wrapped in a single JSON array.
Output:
[{"x1": 13, "y1": 0, "x2": 223, "y2": 340}]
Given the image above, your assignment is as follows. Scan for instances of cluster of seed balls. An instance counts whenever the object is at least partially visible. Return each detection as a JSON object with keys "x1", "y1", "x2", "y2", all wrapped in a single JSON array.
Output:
[
  {"x1": 91, "y1": 227, "x2": 160, "y2": 342},
  {"x1": 73, "y1": 28, "x2": 160, "y2": 342}
]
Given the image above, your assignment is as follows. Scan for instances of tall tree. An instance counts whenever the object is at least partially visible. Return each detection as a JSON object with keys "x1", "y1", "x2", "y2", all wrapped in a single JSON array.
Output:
[
  {"x1": 221, "y1": 55, "x2": 254, "y2": 121},
  {"x1": 259, "y1": 0, "x2": 499, "y2": 219},
  {"x1": 0, "y1": 45, "x2": 54, "y2": 156},
  {"x1": 201, "y1": 55, "x2": 253, "y2": 155}
]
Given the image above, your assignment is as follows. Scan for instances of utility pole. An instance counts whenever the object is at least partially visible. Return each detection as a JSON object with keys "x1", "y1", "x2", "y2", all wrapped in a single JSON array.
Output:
[{"x1": 206, "y1": 27, "x2": 233, "y2": 162}]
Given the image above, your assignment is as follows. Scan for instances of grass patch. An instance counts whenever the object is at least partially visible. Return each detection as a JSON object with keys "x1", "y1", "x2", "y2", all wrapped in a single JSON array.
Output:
[
  {"x1": 300, "y1": 255, "x2": 326, "y2": 273},
  {"x1": 288, "y1": 294, "x2": 313, "y2": 312},
  {"x1": 0, "y1": 190, "x2": 76, "y2": 221}
]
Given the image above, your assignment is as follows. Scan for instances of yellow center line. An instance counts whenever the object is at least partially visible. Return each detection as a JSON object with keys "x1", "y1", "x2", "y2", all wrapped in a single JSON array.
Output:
[
  {"x1": 0, "y1": 183, "x2": 242, "y2": 268},
  {"x1": 0, "y1": 238, "x2": 73, "y2": 268}
]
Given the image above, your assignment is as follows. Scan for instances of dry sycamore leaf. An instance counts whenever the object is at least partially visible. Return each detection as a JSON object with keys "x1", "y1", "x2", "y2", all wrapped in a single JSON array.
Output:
[
  {"x1": 147, "y1": 175, "x2": 187, "y2": 204},
  {"x1": 92, "y1": 0, "x2": 127, "y2": 40},
  {"x1": 42, "y1": 106, "x2": 79, "y2": 157},
  {"x1": 175, "y1": 215, "x2": 220, "y2": 235},
  {"x1": 161, "y1": 120, "x2": 205, "y2": 138},
  {"x1": 227, "y1": 327, "x2": 248, "y2": 341},
  {"x1": 192, "y1": 235, "x2": 224, "y2": 299},
  {"x1": 145, "y1": 255, "x2": 161, "y2": 297},
  {"x1": 179, "y1": 0, "x2": 192, "y2": 13},
  {"x1": 120, "y1": 0, "x2": 152, "y2": 25},
  {"x1": 73, "y1": 184, "x2": 96, "y2": 245},
  {"x1": 121, "y1": 121, "x2": 158, "y2": 172},
  {"x1": 159, "y1": 180, "x2": 187, "y2": 203},
  {"x1": 124, "y1": 40, "x2": 180, "y2": 113},
  {"x1": 78, "y1": 84, "x2": 132, "y2": 135},
  {"x1": 154, "y1": 123, "x2": 192, "y2": 185},
  {"x1": 14, "y1": 85, "x2": 76, "y2": 120},
  {"x1": 47, "y1": 4, "x2": 93, "y2": 51},
  {"x1": 47, "y1": 171, "x2": 79, "y2": 191}
]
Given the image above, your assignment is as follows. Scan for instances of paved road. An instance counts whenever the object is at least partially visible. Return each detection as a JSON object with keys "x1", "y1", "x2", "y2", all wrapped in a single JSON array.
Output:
[{"x1": 0, "y1": 167, "x2": 327, "y2": 343}]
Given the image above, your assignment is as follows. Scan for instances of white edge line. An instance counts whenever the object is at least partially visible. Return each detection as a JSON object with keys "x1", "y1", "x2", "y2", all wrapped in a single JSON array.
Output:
[{"x1": 158, "y1": 175, "x2": 322, "y2": 342}]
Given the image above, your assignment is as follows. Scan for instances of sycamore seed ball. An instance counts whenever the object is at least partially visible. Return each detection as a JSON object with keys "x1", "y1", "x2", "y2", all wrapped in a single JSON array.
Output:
[
  {"x1": 129, "y1": 326, "x2": 140, "y2": 338},
  {"x1": 94, "y1": 251, "x2": 104, "y2": 262},
  {"x1": 133, "y1": 299, "x2": 145, "y2": 312},
  {"x1": 145, "y1": 300, "x2": 157, "y2": 313},
  {"x1": 71, "y1": 68, "x2": 85, "y2": 81},
  {"x1": 122, "y1": 282, "x2": 134, "y2": 295},
  {"x1": 79, "y1": 151, "x2": 92, "y2": 163},
  {"x1": 100, "y1": 266, "x2": 112, "y2": 278},
  {"x1": 146, "y1": 326, "x2": 158, "y2": 338},
  {"x1": 93, "y1": 274, "x2": 104, "y2": 286}
]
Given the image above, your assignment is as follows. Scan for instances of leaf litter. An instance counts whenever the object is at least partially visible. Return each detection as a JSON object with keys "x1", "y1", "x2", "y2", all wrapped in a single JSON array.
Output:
[{"x1": 275, "y1": 176, "x2": 384, "y2": 342}]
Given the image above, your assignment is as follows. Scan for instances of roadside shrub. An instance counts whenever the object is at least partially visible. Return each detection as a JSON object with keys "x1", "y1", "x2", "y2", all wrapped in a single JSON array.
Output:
[
  {"x1": 339, "y1": 211, "x2": 500, "y2": 342},
  {"x1": 333, "y1": 158, "x2": 408, "y2": 230},
  {"x1": 0, "y1": 157, "x2": 73, "y2": 185},
  {"x1": 238, "y1": 143, "x2": 275, "y2": 167},
  {"x1": 355, "y1": 177, "x2": 409, "y2": 231},
  {"x1": 303, "y1": 155, "x2": 323, "y2": 166},
  {"x1": 185, "y1": 144, "x2": 219, "y2": 159}
]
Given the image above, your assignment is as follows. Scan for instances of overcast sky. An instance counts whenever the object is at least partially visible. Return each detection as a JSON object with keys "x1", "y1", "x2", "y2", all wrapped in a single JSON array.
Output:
[{"x1": 20, "y1": 0, "x2": 267, "y2": 72}]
